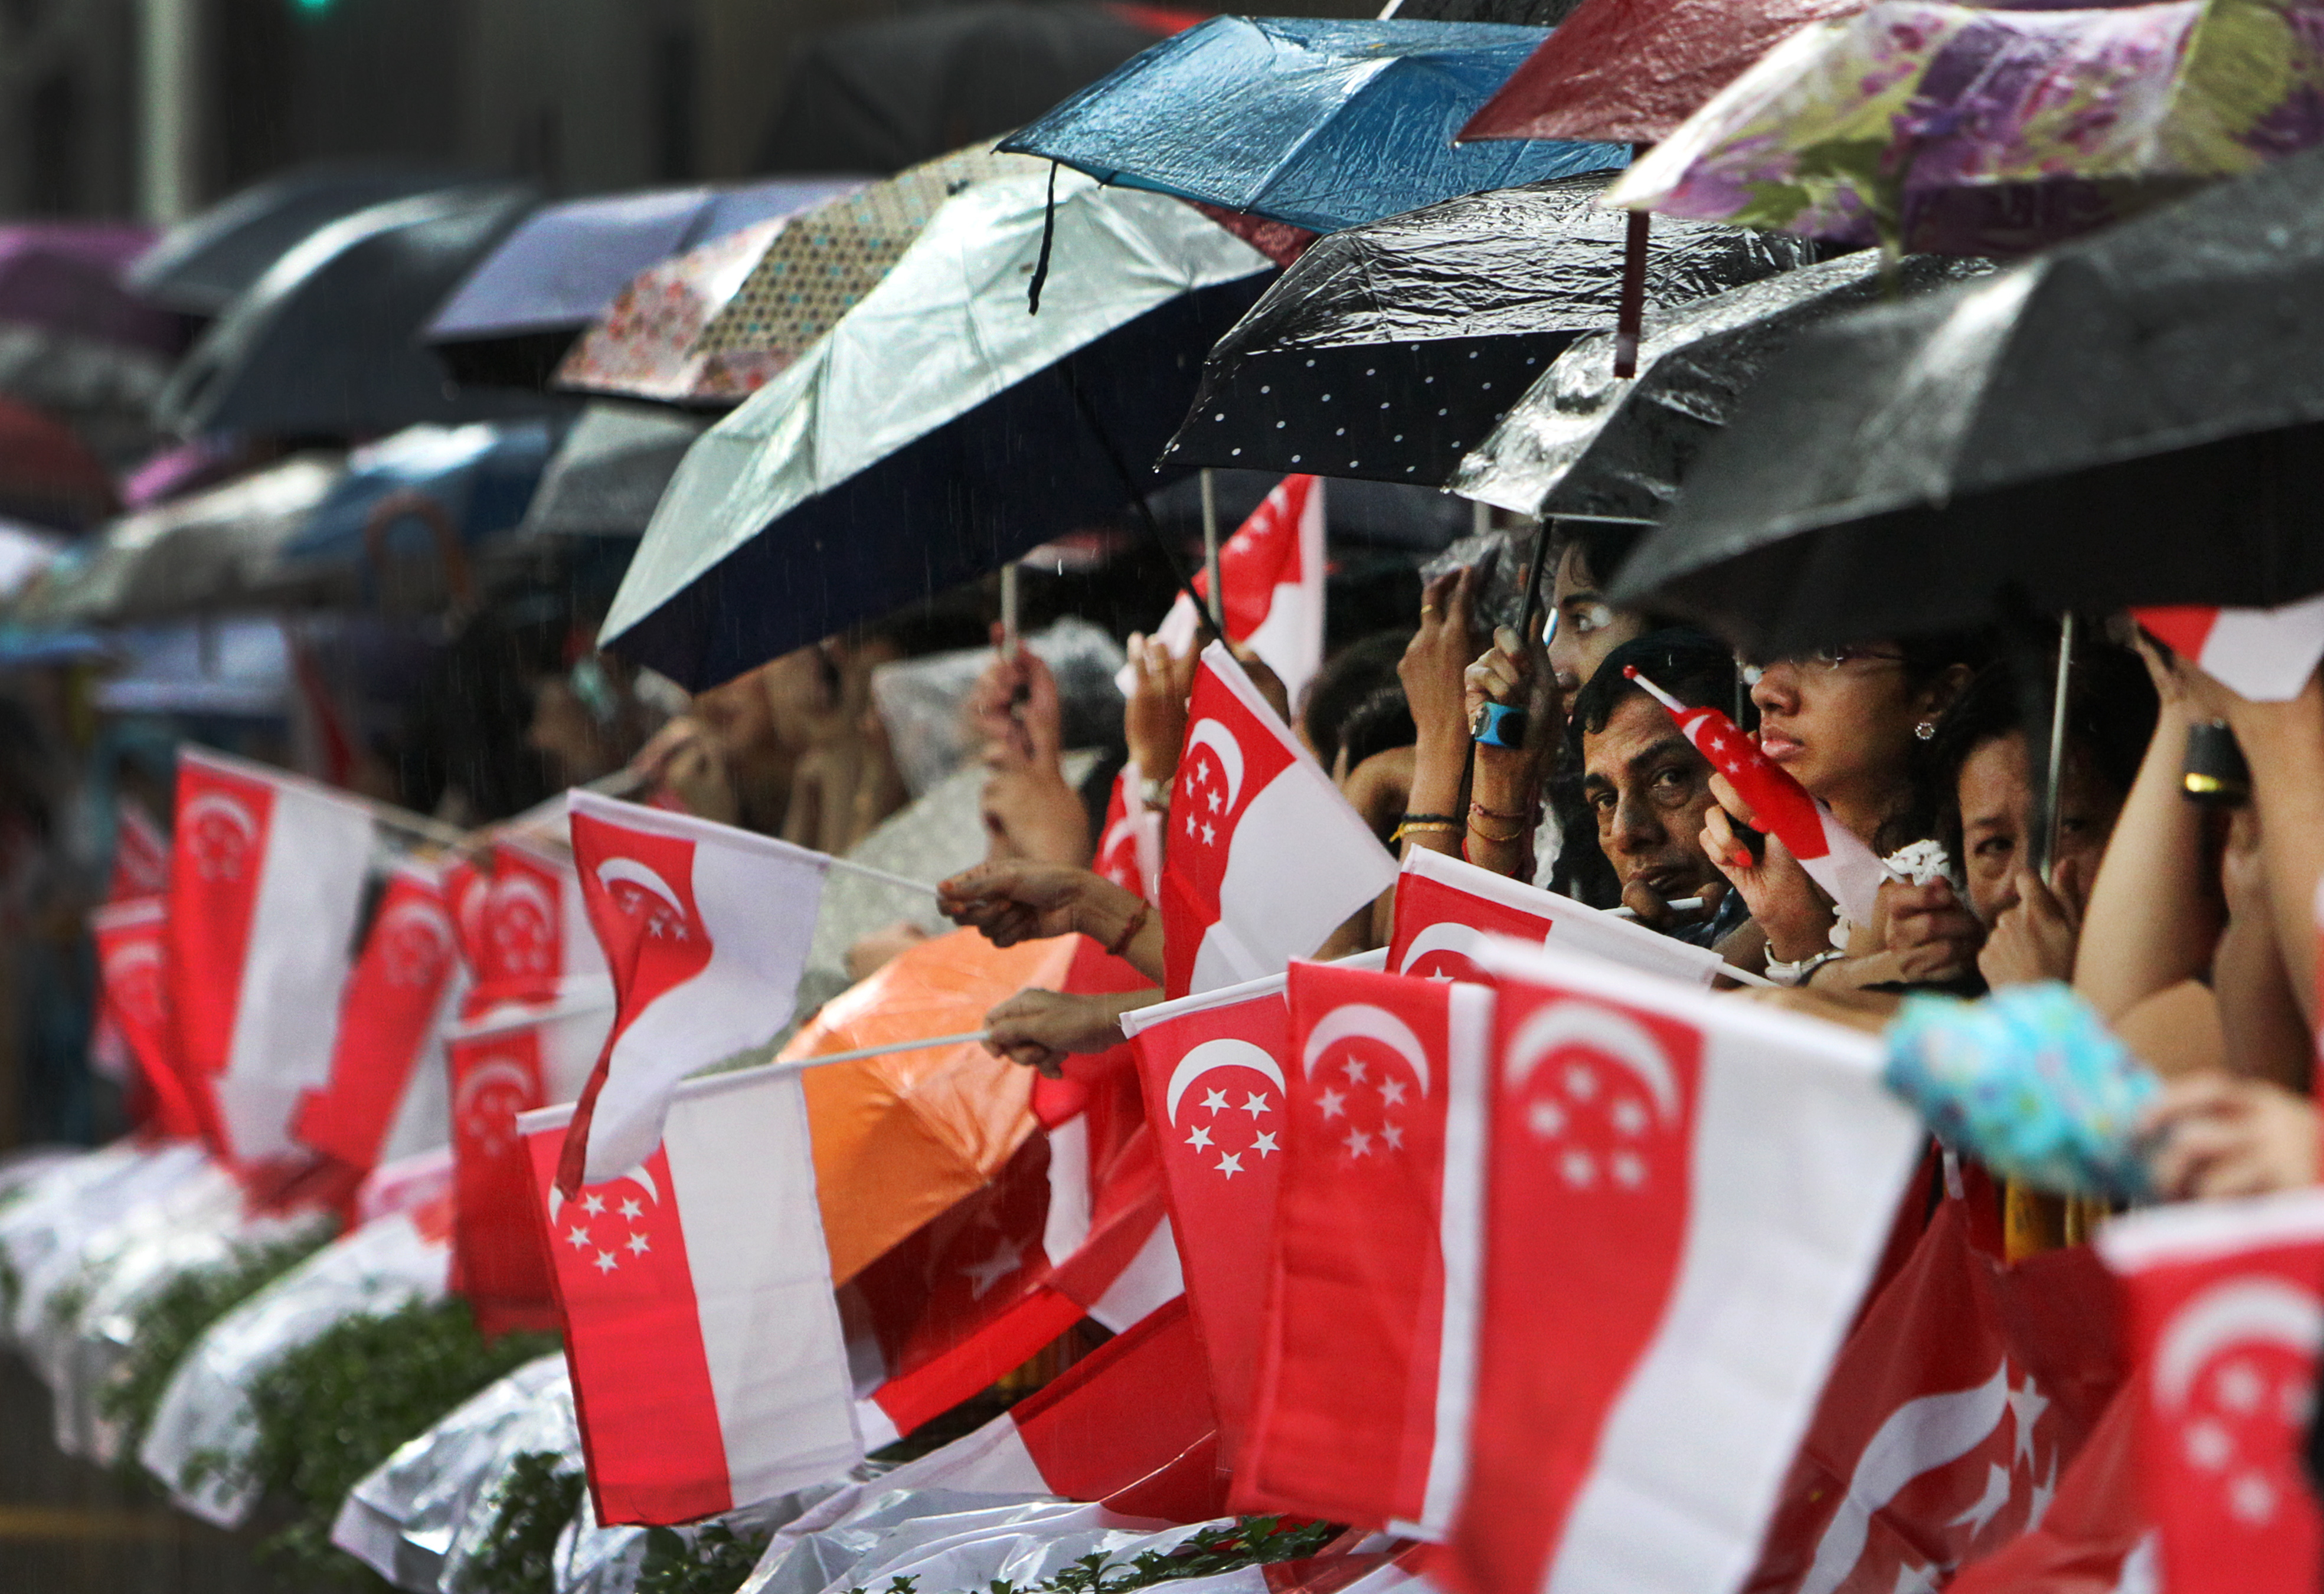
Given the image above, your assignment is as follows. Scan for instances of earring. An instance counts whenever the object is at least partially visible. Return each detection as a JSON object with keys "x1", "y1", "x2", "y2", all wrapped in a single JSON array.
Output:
[{"x1": 1914, "y1": 720, "x2": 1936, "y2": 741}]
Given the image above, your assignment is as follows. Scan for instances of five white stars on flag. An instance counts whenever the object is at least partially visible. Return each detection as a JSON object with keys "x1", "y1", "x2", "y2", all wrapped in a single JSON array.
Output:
[
  {"x1": 1189, "y1": 1081, "x2": 1278, "y2": 1178},
  {"x1": 565, "y1": 1189, "x2": 652, "y2": 1275}
]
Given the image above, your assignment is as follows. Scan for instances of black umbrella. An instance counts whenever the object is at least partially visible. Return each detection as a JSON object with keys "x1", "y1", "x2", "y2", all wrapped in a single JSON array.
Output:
[
  {"x1": 156, "y1": 186, "x2": 557, "y2": 441},
  {"x1": 1159, "y1": 173, "x2": 1811, "y2": 486},
  {"x1": 1454, "y1": 250, "x2": 1992, "y2": 522},
  {"x1": 508, "y1": 401, "x2": 707, "y2": 541},
  {"x1": 1394, "y1": 0, "x2": 1586, "y2": 22},
  {"x1": 125, "y1": 163, "x2": 455, "y2": 316},
  {"x1": 1607, "y1": 143, "x2": 2324, "y2": 661}
]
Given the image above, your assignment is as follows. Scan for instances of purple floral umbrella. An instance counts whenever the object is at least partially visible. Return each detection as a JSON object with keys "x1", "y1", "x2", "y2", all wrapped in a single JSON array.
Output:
[{"x1": 1607, "y1": 0, "x2": 2324, "y2": 256}]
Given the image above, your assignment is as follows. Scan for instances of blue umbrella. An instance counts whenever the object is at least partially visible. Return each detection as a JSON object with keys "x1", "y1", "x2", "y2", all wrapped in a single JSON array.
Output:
[{"x1": 998, "y1": 17, "x2": 1629, "y2": 235}]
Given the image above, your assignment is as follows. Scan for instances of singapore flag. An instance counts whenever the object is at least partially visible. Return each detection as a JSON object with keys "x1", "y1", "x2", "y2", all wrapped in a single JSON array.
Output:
[
  {"x1": 2135, "y1": 597, "x2": 2324, "y2": 703},
  {"x1": 2097, "y1": 1188, "x2": 2324, "y2": 1594},
  {"x1": 1144, "y1": 474, "x2": 1326, "y2": 707},
  {"x1": 1161, "y1": 642, "x2": 1396, "y2": 998},
  {"x1": 1444, "y1": 940, "x2": 1921, "y2": 1594},
  {"x1": 1390, "y1": 847, "x2": 1726, "y2": 988},
  {"x1": 560, "y1": 791, "x2": 829, "y2": 1192}
]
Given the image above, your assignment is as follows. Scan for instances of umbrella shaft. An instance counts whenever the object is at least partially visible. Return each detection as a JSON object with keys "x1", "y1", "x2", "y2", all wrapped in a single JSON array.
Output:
[{"x1": 1201, "y1": 469, "x2": 1223, "y2": 631}]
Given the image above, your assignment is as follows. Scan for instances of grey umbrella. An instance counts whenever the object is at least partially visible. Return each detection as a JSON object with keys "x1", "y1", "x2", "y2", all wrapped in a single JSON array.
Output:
[{"x1": 509, "y1": 402, "x2": 707, "y2": 541}]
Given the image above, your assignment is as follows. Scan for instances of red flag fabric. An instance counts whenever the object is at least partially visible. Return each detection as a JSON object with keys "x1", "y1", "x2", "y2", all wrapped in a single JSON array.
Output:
[
  {"x1": 166, "y1": 747, "x2": 376, "y2": 1166},
  {"x1": 522, "y1": 1058, "x2": 858, "y2": 1526},
  {"x1": 2134, "y1": 599, "x2": 2324, "y2": 703},
  {"x1": 2096, "y1": 1189, "x2": 2324, "y2": 1594},
  {"x1": 1241, "y1": 959, "x2": 1491, "y2": 1537},
  {"x1": 1389, "y1": 846, "x2": 1728, "y2": 986},
  {"x1": 1744, "y1": 1194, "x2": 2123, "y2": 1594},
  {"x1": 1946, "y1": 1392, "x2": 2148, "y2": 1594},
  {"x1": 108, "y1": 798, "x2": 171, "y2": 901},
  {"x1": 1160, "y1": 643, "x2": 1395, "y2": 998},
  {"x1": 447, "y1": 839, "x2": 607, "y2": 1010},
  {"x1": 449, "y1": 986, "x2": 612, "y2": 1335},
  {"x1": 1148, "y1": 475, "x2": 1328, "y2": 706},
  {"x1": 294, "y1": 860, "x2": 464, "y2": 1174},
  {"x1": 1094, "y1": 764, "x2": 1160, "y2": 904},
  {"x1": 561, "y1": 791, "x2": 829, "y2": 1190},
  {"x1": 91, "y1": 898, "x2": 202, "y2": 1140},
  {"x1": 1444, "y1": 940, "x2": 1923, "y2": 1594}
]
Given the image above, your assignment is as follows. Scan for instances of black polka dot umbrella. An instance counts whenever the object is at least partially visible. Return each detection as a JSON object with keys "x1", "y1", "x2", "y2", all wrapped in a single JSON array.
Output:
[{"x1": 1161, "y1": 172, "x2": 1811, "y2": 487}]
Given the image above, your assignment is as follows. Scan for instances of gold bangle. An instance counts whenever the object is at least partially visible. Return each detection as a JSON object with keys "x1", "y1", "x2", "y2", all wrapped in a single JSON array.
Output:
[
  {"x1": 1466, "y1": 814, "x2": 1528, "y2": 845},
  {"x1": 1391, "y1": 819, "x2": 1462, "y2": 843}
]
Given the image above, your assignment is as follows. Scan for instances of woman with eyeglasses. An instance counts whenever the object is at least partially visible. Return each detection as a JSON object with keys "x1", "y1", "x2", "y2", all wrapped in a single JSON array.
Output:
[{"x1": 1701, "y1": 632, "x2": 1987, "y2": 990}]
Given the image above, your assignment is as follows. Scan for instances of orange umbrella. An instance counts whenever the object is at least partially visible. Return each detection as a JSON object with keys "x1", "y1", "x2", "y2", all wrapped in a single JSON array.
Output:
[{"x1": 778, "y1": 925, "x2": 1078, "y2": 1282}]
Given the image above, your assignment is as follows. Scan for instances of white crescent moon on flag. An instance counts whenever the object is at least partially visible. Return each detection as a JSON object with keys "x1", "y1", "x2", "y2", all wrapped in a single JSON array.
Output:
[
  {"x1": 1099, "y1": 816, "x2": 1136, "y2": 859},
  {"x1": 1302, "y1": 1001, "x2": 1430, "y2": 1098},
  {"x1": 382, "y1": 899, "x2": 454, "y2": 951},
  {"x1": 1505, "y1": 999, "x2": 1681, "y2": 1123},
  {"x1": 491, "y1": 872, "x2": 558, "y2": 924},
  {"x1": 184, "y1": 791, "x2": 259, "y2": 841},
  {"x1": 1184, "y1": 719, "x2": 1246, "y2": 811},
  {"x1": 546, "y1": 1160, "x2": 662, "y2": 1222},
  {"x1": 103, "y1": 942, "x2": 162, "y2": 979},
  {"x1": 453, "y1": 1056, "x2": 537, "y2": 1118},
  {"x1": 1166, "y1": 1037, "x2": 1284, "y2": 1124},
  {"x1": 1397, "y1": 921, "x2": 1488, "y2": 977},
  {"x1": 593, "y1": 856, "x2": 687, "y2": 919},
  {"x1": 2157, "y1": 1278, "x2": 2324, "y2": 1409}
]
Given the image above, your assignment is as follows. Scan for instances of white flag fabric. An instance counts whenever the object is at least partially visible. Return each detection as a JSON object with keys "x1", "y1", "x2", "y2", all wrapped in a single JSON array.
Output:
[
  {"x1": 2135, "y1": 597, "x2": 2324, "y2": 703},
  {"x1": 1390, "y1": 846, "x2": 1730, "y2": 988},
  {"x1": 560, "y1": 791, "x2": 831, "y2": 1189},
  {"x1": 519, "y1": 1058, "x2": 859, "y2": 1525},
  {"x1": 1140, "y1": 475, "x2": 1328, "y2": 708}
]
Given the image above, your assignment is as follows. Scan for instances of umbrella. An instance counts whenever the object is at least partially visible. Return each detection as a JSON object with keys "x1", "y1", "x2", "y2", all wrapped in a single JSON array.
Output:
[
  {"x1": 506, "y1": 402, "x2": 706, "y2": 541},
  {"x1": 557, "y1": 147, "x2": 1045, "y2": 406},
  {"x1": 1606, "y1": 142, "x2": 2324, "y2": 660},
  {"x1": 423, "y1": 179, "x2": 866, "y2": 389},
  {"x1": 17, "y1": 454, "x2": 347, "y2": 627},
  {"x1": 1397, "y1": 0, "x2": 1586, "y2": 21},
  {"x1": 759, "y1": 0, "x2": 1187, "y2": 175},
  {"x1": 0, "y1": 395, "x2": 119, "y2": 531},
  {"x1": 126, "y1": 163, "x2": 454, "y2": 316},
  {"x1": 156, "y1": 185, "x2": 554, "y2": 441},
  {"x1": 999, "y1": 16, "x2": 1630, "y2": 235},
  {"x1": 0, "y1": 325, "x2": 170, "y2": 473},
  {"x1": 1158, "y1": 172, "x2": 1811, "y2": 486},
  {"x1": 597, "y1": 169, "x2": 1277, "y2": 690},
  {"x1": 1460, "y1": 0, "x2": 1868, "y2": 145},
  {"x1": 1606, "y1": 0, "x2": 2324, "y2": 257},
  {"x1": 1454, "y1": 250, "x2": 1990, "y2": 521},
  {"x1": 0, "y1": 519, "x2": 64, "y2": 601},
  {"x1": 0, "y1": 224, "x2": 179, "y2": 352},
  {"x1": 257, "y1": 420, "x2": 561, "y2": 607}
]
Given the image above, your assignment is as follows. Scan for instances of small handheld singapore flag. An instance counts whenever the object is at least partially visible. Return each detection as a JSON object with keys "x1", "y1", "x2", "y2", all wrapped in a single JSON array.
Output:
[
  {"x1": 521, "y1": 1056, "x2": 859, "y2": 1526},
  {"x1": 560, "y1": 791, "x2": 831, "y2": 1192},
  {"x1": 1444, "y1": 940, "x2": 1922, "y2": 1594},
  {"x1": 1389, "y1": 847, "x2": 1727, "y2": 988}
]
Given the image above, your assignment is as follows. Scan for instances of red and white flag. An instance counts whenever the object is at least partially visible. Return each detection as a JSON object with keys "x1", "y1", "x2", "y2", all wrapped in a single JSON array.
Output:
[
  {"x1": 446, "y1": 839, "x2": 606, "y2": 1010},
  {"x1": 1143, "y1": 474, "x2": 1327, "y2": 708},
  {"x1": 521, "y1": 1056, "x2": 859, "y2": 1526},
  {"x1": 1161, "y1": 643, "x2": 1395, "y2": 997},
  {"x1": 166, "y1": 747, "x2": 377, "y2": 1167},
  {"x1": 560, "y1": 791, "x2": 829, "y2": 1190},
  {"x1": 92, "y1": 898, "x2": 203, "y2": 1141},
  {"x1": 1390, "y1": 846, "x2": 1728, "y2": 987},
  {"x1": 452, "y1": 983, "x2": 613, "y2": 1336},
  {"x1": 2095, "y1": 1187, "x2": 2324, "y2": 1594},
  {"x1": 109, "y1": 798, "x2": 171, "y2": 901},
  {"x1": 2136, "y1": 597, "x2": 2324, "y2": 703},
  {"x1": 1444, "y1": 940, "x2": 1922, "y2": 1594},
  {"x1": 295, "y1": 860, "x2": 465, "y2": 1174},
  {"x1": 1630, "y1": 671, "x2": 1887, "y2": 925},
  {"x1": 1094, "y1": 763, "x2": 1162, "y2": 905},
  {"x1": 1945, "y1": 1392, "x2": 2148, "y2": 1594},
  {"x1": 1242, "y1": 958, "x2": 1491, "y2": 1537}
]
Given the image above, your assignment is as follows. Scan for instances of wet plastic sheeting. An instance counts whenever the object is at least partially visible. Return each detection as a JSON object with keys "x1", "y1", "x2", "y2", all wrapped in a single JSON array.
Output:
[
  {"x1": 1456, "y1": 251, "x2": 1991, "y2": 519},
  {"x1": 1001, "y1": 17, "x2": 1627, "y2": 235},
  {"x1": 1608, "y1": 144, "x2": 2324, "y2": 656},
  {"x1": 1162, "y1": 174, "x2": 1810, "y2": 485}
]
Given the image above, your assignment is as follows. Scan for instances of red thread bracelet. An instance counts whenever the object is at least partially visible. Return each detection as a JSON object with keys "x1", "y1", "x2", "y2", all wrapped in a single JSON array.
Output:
[{"x1": 1106, "y1": 900, "x2": 1152, "y2": 959}]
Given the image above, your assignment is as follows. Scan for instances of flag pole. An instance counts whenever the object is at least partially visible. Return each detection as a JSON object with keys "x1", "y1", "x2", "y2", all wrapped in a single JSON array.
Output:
[
  {"x1": 825, "y1": 856, "x2": 940, "y2": 895},
  {"x1": 1000, "y1": 561, "x2": 1021, "y2": 654},
  {"x1": 1201, "y1": 469, "x2": 1224, "y2": 631},
  {"x1": 2040, "y1": 613, "x2": 2075, "y2": 889},
  {"x1": 798, "y1": 1029, "x2": 991, "y2": 1066}
]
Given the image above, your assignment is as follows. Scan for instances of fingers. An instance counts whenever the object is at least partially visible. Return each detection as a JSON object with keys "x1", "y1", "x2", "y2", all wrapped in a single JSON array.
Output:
[
  {"x1": 1701, "y1": 805, "x2": 1754, "y2": 873},
  {"x1": 1706, "y1": 770, "x2": 1761, "y2": 830},
  {"x1": 1620, "y1": 877, "x2": 1672, "y2": 927}
]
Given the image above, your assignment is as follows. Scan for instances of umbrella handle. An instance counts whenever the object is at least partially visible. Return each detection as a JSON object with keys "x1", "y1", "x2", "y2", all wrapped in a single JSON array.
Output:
[{"x1": 362, "y1": 487, "x2": 475, "y2": 614}]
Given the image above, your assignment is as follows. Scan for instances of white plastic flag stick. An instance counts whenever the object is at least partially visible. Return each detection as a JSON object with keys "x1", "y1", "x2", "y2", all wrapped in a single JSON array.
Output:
[
  {"x1": 825, "y1": 857, "x2": 940, "y2": 895},
  {"x1": 798, "y1": 1029, "x2": 990, "y2": 1067}
]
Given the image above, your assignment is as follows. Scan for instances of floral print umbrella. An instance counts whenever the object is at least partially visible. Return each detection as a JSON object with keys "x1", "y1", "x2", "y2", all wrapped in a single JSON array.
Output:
[{"x1": 1607, "y1": 0, "x2": 2324, "y2": 256}]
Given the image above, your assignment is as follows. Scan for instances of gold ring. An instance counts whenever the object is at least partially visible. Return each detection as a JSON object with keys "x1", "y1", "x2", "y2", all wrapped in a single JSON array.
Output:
[{"x1": 1421, "y1": 604, "x2": 1438, "y2": 616}]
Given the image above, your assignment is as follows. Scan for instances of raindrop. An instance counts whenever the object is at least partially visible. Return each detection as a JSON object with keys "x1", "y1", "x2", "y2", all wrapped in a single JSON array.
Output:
[
  {"x1": 1320, "y1": 394, "x2": 1331, "y2": 402},
  {"x1": 1482, "y1": 382, "x2": 1491, "y2": 390},
  {"x1": 1276, "y1": 420, "x2": 1286, "y2": 428},
  {"x1": 1394, "y1": 434, "x2": 1404, "y2": 442},
  {"x1": 1424, "y1": 375, "x2": 1434, "y2": 384},
  {"x1": 1437, "y1": 408, "x2": 1447, "y2": 417},
  {"x1": 1214, "y1": 413, "x2": 1225, "y2": 421},
  {"x1": 1335, "y1": 428, "x2": 1345, "y2": 437},
  {"x1": 1469, "y1": 350, "x2": 1479, "y2": 359},
  {"x1": 1232, "y1": 448, "x2": 1243, "y2": 456},
  {"x1": 1305, "y1": 358, "x2": 1316, "y2": 368},
  {"x1": 1260, "y1": 384, "x2": 1271, "y2": 394},
  {"x1": 1366, "y1": 368, "x2": 1377, "y2": 377},
  {"x1": 1291, "y1": 454, "x2": 1302, "y2": 463}
]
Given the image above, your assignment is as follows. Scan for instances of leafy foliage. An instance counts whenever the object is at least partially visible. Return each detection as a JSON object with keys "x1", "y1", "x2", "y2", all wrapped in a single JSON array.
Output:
[
  {"x1": 848, "y1": 1516, "x2": 1341, "y2": 1594},
  {"x1": 459, "y1": 1449, "x2": 586, "y2": 1594},
  {"x1": 217, "y1": 1296, "x2": 557, "y2": 1585},
  {"x1": 96, "y1": 1229, "x2": 332, "y2": 1462},
  {"x1": 636, "y1": 1519, "x2": 776, "y2": 1594}
]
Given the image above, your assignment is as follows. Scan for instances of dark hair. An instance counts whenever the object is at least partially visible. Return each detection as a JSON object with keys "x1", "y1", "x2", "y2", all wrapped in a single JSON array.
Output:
[
  {"x1": 1921, "y1": 642, "x2": 2160, "y2": 865},
  {"x1": 1339, "y1": 685, "x2": 1418, "y2": 771},
  {"x1": 1302, "y1": 629, "x2": 1411, "y2": 772},
  {"x1": 1554, "y1": 520, "x2": 1648, "y2": 593}
]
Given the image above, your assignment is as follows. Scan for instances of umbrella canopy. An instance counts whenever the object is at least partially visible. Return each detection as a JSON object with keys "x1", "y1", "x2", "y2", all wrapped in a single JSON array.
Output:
[
  {"x1": 0, "y1": 395, "x2": 119, "y2": 531},
  {"x1": 1606, "y1": 0, "x2": 2324, "y2": 256},
  {"x1": 18, "y1": 454, "x2": 347, "y2": 627},
  {"x1": 423, "y1": 178, "x2": 865, "y2": 388},
  {"x1": 1454, "y1": 250, "x2": 1990, "y2": 520},
  {"x1": 0, "y1": 326, "x2": 170, "y2": 473},
  {"x1": 557, "y1": 148, "x2": 1044, "y2": 406},
  {"x1": 759, "y1": 0, "x2": 1186, "y2": 175},
  {"x1": 1160, "y1": 172, "x2": 1811, "y2": 486},
  {"x1": 599, "y1": 169, "x2": 1275, "y2": 690},
  {"x1": 1397, "y1": 0, "x2": 1585, "y2": 20},
  {"x1": 0, "y1": 520, "x2": 64, "y2": 601},
  {"x1": 156, "y1": 185, "x2": 553, "y2": 441},
  {"x1": 0, "y1": 224, "x2": 179, "y2": 352},
  {"x1": 1460, "y1": 0, "x2": 1867, "y2": 145},
  {"x1": 258, "y1": 420, "x2": 561, "y2": 606},
  {"x1": 508, "y1": 402, "x2": 706, "y2": 540},
  {"x1": 126, "y1": 164, "x2": 454, "y2": 316},
  {"x1": 1001, "y1": 16, "x2": 1629, "y2": 235},
  {"x1": 1607, "y1": 143, "x2": 2324, "y2": 657}
]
